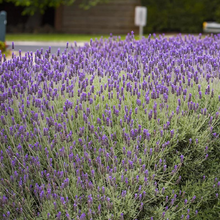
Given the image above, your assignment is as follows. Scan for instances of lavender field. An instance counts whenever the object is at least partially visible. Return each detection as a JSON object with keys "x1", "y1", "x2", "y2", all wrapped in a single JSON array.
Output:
[{"x1": 0, "y1": 33, "x2": 220, "y2": 219}]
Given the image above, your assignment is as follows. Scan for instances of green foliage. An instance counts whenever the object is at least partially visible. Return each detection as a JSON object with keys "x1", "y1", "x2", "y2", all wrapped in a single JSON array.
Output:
[
  {"x1": 141, "y1": 0, "x2": 220, "y2": 33},
  {"x1": 0, "y1": 41, "x2": 10, "y2": 56},
  {"x1": 79, "y1": 0, "x2": 110, "y2": 10},
  {"x1": 0, "y1": 41, "x2": 7, "y2": 52},
  {"x1": 0, "y1": 0, "x2": 110, "y2": 15}
]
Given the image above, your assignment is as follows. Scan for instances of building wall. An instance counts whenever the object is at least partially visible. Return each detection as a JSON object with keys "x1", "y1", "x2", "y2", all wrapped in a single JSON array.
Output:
[{"x1": 55, "y1": 0, "x2": 141, "y2": 35}]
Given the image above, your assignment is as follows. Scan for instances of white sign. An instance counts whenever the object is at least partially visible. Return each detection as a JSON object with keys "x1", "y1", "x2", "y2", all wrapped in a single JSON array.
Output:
[{"x1": 135, "y1": 6, "x2": 147, "y2": 26}]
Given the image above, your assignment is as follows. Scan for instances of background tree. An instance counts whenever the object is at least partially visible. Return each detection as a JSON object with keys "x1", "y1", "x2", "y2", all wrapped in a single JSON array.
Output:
[
  {"x1": 141, "y1": 0, "x2": 220, "y2": 33},
  {"x1": 0, "y1": 0, "x2": 110, "y2": 15},
  {"x1": 0, "y1": 0, "x2": 110, "y2": 33}
]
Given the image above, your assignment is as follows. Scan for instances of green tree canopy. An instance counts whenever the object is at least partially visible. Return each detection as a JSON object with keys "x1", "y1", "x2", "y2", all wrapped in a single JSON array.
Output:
[
  {"x1": 0, "y1": 0, "x2": 110, "y2": 15},
  {"x1": 141, "y1": 0, "x2": 220, "y2": 33}
]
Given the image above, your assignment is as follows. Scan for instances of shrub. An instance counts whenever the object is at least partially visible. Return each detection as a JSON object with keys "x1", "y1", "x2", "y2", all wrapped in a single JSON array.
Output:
[
  {"x1": 0, "y1": 41, "x2": 10, "y2": 57},
  {"x1": 141, "y1": 0, "x2": 220, "y2": 33},
  {"x1": 0, "y1": 33, "x2": 219, "y2": 219}
]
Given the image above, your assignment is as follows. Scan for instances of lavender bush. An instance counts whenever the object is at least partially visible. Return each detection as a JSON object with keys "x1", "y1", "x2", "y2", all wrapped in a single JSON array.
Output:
[{"x1": 0, "y1": 32, "x2": 220, "y2": 220}]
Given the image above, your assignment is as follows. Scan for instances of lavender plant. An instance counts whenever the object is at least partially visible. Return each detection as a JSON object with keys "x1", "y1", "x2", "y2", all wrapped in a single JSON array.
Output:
[{"x1": 0, "y1": 33, "x2": 220, "y2": 220}]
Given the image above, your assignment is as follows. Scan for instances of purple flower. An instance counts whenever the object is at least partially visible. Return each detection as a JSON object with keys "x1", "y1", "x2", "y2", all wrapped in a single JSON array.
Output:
[
  {"x1": 80, "y1": 213, "x2": 86, "y2": 220},
  {"x1": 163, "y1": 165, "x2": 167, "y2": 172},
  {"x1": 170, "y1": 130, "x2": 174, "y2": 138},
  {"x1": 136, "y1": 99, "x2": 141, "y2": 106},
  {"x1": 191, "y1": 195, "x2": 196, "y2": 203},
  {"x1": 119, "y1": 213, "x2": 124, "y2": 220},
  {"x1": 98, "y1": 204, "x2": 101, "y2": 214},
  {"x1": 56, "y1": 211, "x2": 61, "y2": 220},
  {"x1": 180, "y1": 155, "x2": 184, "y2": 163},
  {"x1": 140, "y1": 202, "x2": 143, "y2": 210},
  {"x1": 176, "y1": 176, "x2": 181, "y2": 184}
]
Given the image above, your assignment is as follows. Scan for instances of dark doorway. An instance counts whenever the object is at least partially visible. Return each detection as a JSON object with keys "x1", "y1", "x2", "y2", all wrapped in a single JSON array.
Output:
[{"x1": 0, "y1": 2, "x2": 55, "y2": 33}]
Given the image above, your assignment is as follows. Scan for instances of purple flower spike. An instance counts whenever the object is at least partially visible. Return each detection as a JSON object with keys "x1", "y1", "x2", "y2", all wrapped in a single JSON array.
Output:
[
  {"x1": 80, "y1": 213, "x2": 86, "y2": 220},
  {"x1": 136, "y1": 99, "x2": 141, "y2": 106},
  {"x1": 121, "y1": 213, "x2": 124, "y2": 220},
  {"x1": 180, "y1": 155, "x2": 184, "y2": 163},
  {"x1": 56, "y1": 211, "x2": 61, "y2": 220}
]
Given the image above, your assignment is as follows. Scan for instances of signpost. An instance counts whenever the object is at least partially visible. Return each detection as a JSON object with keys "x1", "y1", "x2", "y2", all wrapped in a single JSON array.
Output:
[{"x1": 135, "y1": 6, "x2": 147, "y2": 39}]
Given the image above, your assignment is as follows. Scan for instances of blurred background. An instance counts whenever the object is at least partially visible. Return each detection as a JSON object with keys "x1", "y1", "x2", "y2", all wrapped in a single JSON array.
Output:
[{"x1": 1, "y1": 0, "x2": 220, "y2": 36}]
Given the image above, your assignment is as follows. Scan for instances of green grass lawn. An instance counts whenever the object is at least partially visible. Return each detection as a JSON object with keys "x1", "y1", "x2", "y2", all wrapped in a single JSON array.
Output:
[
  {"x1": 5, "y1": 33, "x2": 131, "y2": 42},
  {"x1": 6, "y1": 33, "x2": 209, "y2": 42}
]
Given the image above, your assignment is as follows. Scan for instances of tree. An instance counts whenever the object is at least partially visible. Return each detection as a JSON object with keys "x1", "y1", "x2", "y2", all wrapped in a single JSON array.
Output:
[
  {"x1": 0, "y1": 0, "x2": 110, "y2": 15},
  {"x1": 141, "y1": 0, "x2": 220, "y2": 33}
]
